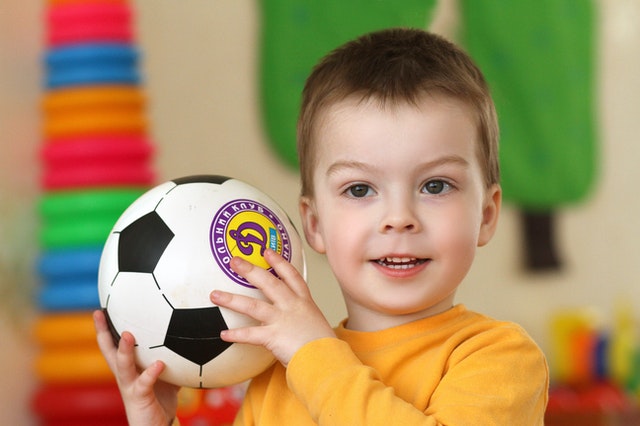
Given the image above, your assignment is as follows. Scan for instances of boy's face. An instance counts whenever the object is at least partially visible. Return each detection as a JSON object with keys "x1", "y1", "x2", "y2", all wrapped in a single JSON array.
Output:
[{"x1": 300, "y1": 95, "x2": 501, "y2": 331}]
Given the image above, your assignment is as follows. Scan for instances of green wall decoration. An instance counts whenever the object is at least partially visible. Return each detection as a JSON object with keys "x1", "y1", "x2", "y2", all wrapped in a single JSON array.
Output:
[
  {"x1": 460, "y1": 0, "x2": 597, "y2": 270},
  {"x1": 259, "y1": 0, "x2": 437, "y2": 167}
]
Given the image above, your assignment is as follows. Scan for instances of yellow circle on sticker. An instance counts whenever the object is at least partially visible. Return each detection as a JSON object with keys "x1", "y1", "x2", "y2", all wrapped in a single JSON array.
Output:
[{"x1": 225, "y1": 211, "x2": 281, "y2": 270}]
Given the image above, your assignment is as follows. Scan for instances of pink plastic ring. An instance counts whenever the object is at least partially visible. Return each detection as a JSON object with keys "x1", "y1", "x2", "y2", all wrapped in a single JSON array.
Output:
[
  {"x1": 48, "y1": 25, "x2": 132, "y2": 46},
  {"x1": 48, "y1": 0, "x2": 127, "y2": 5},
  {"x1": 41, "y1": 136, "x2": 153, "y2": 166},
  {"x1": 42, "y1": 162, "x2": 155, "y2": 190},
  {"x1": 47, "y1": 3, "x2": 131, "y2": 45},
  {"x1": 48, "y1": 2, "x2": 130, "y2": 26}
]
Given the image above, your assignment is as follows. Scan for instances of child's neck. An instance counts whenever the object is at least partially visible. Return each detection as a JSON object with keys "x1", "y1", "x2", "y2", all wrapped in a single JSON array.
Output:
[{"x1": 344, "y1": 297, "x2": 456, "y2": 332}]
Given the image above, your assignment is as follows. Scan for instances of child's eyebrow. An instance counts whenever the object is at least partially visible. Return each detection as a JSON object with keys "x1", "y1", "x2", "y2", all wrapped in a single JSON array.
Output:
[
  {"x1": 418, "y1": 155, "x2": 471, "y2": 170},
  {"x1": 326, "y1": 160, "x2": 374, "y2": 176},
  {"x1": 326, "y1": 155, "x2": 470, "y2": 177}
]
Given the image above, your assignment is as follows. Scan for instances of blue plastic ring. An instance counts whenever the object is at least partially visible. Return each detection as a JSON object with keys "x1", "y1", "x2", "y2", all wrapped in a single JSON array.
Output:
[
  {"x1": 37, "y1": 247, "x2": 103, "y2": 282},
  {"x1": 37, "y1": 279, "x2": 100, "y2": 311},
  {"x1": 46, "y1": 66, "x2": 139, "y2": 88},
  {"x1": 45, "y1": 43, "x2": 138, "y2": 68}
]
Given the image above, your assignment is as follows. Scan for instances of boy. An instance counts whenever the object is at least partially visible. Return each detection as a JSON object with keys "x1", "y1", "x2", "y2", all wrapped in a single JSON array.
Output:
[{"x1": 95, "y1": 28, "x2": 549, "y2": 425}]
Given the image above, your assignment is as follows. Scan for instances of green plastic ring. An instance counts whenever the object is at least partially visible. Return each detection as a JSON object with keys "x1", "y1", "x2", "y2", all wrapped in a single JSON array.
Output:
[{"x1": 39, "y1": 188, "x2": 145, "y2": 220}]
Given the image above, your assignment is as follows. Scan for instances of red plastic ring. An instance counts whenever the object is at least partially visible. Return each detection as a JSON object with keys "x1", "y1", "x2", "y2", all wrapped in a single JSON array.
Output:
[{"x1": 32, "y1": 383, "x2": 125, "y2": 420}]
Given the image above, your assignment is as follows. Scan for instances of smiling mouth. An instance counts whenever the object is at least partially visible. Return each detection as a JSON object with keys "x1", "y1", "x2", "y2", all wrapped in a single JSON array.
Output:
[{"x1": 375, "y1": 257, "x2": 429, "y2": 270}]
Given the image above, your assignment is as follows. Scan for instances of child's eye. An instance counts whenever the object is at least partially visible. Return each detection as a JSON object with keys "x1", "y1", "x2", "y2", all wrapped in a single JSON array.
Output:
[
  {"x1": 422, "y1": 180, "x2": 452, "y2": 195},
  {"x1": 346, "y1": 184, "x2": 374, "y2": 198}
]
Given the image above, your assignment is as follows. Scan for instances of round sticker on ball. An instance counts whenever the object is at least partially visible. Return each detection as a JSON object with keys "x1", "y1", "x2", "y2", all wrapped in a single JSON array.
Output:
[{"x1": 210, "y1": 199, "x2": 292, "y2": 288}]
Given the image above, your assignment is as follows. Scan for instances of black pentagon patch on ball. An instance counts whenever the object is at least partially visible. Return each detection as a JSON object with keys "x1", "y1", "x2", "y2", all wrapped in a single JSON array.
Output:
[
  {"x1": 163, "y1": 307, "x2": 233, "y2": 366},
  {"x1": 118, "y1": 211, "x2": 174, "y2": 273},
  {"x1": 172, "y1": 175, "x2": 231, "y2": 185}
]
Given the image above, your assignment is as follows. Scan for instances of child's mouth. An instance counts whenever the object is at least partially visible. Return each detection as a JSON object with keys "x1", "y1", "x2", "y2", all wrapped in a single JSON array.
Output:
[{"x1": 375, "y1": 257, "x2": 428, "y2": 270}]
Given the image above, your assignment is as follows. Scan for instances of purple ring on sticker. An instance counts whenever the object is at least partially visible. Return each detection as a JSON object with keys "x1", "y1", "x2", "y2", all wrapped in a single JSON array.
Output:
[{"x1": 209, "y1": 199, "x2": 292, "y2": 288}]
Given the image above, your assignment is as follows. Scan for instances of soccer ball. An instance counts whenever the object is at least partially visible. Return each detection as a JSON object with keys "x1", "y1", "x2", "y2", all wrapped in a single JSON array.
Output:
[{"x1": 98, "y1": 175, "x2": 305, "y2": 388}]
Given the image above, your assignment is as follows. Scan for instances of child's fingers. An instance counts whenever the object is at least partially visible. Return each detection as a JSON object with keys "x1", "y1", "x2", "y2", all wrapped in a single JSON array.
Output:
[
  {"x1": 230, "y1": 256, "x2": 288, "y2": 299},
  {"x1": 263, "y1": 249, "x2": 310, "y2": 297},
  {"x1": 219, "y1": 324, "x2": 262, "y2": 346},
  {"x1": 211, "y1": 289, "x2": 274, "y2": 324},
  {"x1": 94, "y1": 311, "x2": 140, "y2": 386},
  {"x1": 229, "y1": 250, "x2": 307, "y2": 302},
  {"x1": 115, "y1": 331, "x2": 140, "y2": 385},
  {"x1": 94, "y1": 310, "x2": 117, "y2": 367},
  {"x1": 137, "y1": 360, "x2": 166, "y2": 390}
]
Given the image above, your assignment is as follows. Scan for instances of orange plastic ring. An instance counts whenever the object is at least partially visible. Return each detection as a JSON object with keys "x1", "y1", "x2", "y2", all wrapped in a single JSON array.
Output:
[
  {"x1": 33, "y1": 312, "x2": 99, "y2": 349},
  {"x1": 43, "y1": 86, "x2": 145, "y2": 112},
  {"x1": 35, "y1": 347, "x2": 115, "y2": 384},
  {"x1": 43, "y1": 108, "x2": 147, "y2": 138}
]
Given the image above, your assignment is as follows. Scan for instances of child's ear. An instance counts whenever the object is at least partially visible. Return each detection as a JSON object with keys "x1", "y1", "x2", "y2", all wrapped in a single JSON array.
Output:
[
  {"x1": 299, "y1": 196, "x2": 326, "y2": 254},
  {"x1": 478, "y1": 184, "x2": 502, "y2": 247}
]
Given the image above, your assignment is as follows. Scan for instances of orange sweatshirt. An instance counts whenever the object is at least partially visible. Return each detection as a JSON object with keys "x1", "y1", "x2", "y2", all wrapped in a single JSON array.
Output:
[{"x1": 234, "y1": 304, "x2": 548, "y2": 425}]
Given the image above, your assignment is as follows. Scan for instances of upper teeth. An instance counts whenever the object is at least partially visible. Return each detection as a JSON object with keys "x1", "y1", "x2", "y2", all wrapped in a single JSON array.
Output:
[
  {"x1": 378, "y1": 257, "x2": 422, "y2": 269},
  {"x1": 384, "y1": 257, "x2": 415, "y2": 264}
]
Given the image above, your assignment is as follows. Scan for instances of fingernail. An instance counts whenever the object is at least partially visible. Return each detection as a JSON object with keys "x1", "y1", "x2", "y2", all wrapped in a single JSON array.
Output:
[{"x1": 230, "y1": 256, "x2": 250, "y2": 272}]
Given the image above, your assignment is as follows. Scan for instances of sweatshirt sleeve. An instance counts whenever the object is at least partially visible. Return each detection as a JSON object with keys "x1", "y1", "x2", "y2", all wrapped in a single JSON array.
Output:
[
  {"x1": 286, "y1": 338, "x2": 441, "y2": 426},
  {"x1": 286, "y1": 331, "x2": 548, "y2": 426}
]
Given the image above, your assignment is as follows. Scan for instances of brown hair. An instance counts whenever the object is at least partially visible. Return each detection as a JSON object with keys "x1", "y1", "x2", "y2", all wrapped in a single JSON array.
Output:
[{"x1": 297, "y1": 28, "x2": 499, "y2": 197}]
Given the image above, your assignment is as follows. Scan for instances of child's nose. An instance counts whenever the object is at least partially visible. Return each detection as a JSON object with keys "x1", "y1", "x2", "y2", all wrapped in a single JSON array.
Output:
[{"x1": 379, "y1": 197, "x2": 421, "y2": 233}]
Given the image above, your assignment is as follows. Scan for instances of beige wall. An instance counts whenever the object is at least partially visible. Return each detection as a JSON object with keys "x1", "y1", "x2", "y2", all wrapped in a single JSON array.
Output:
[{"x1": 1, "y1": 0, "x2": 639, "y2": 423}]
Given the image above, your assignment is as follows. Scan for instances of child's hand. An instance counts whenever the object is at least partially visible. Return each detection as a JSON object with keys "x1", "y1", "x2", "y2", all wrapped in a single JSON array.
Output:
[
  {"x1": 94, "y1": 309, "x2": 180, "y2": 426},
  {"x1": 211, "y1": 248, "x2": 336, "y2": 366}
]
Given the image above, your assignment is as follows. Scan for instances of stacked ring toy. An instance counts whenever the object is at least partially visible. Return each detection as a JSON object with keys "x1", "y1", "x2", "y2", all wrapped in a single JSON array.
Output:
[
  {"x1": 32, "y1": 1, "x2": 154, "y2": 424},
  {"x1": 47, "y1": 3, "x2": 133, "y2": 46}
]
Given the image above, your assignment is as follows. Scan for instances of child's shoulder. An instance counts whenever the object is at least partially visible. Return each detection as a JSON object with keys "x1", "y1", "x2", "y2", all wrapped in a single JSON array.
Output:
[
  {"x1": 447, "y1": 305, "x2": 546, "y2": 362},
  {"x1": 456, "y1": 305, "x2": 538, "y2": 342}
]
